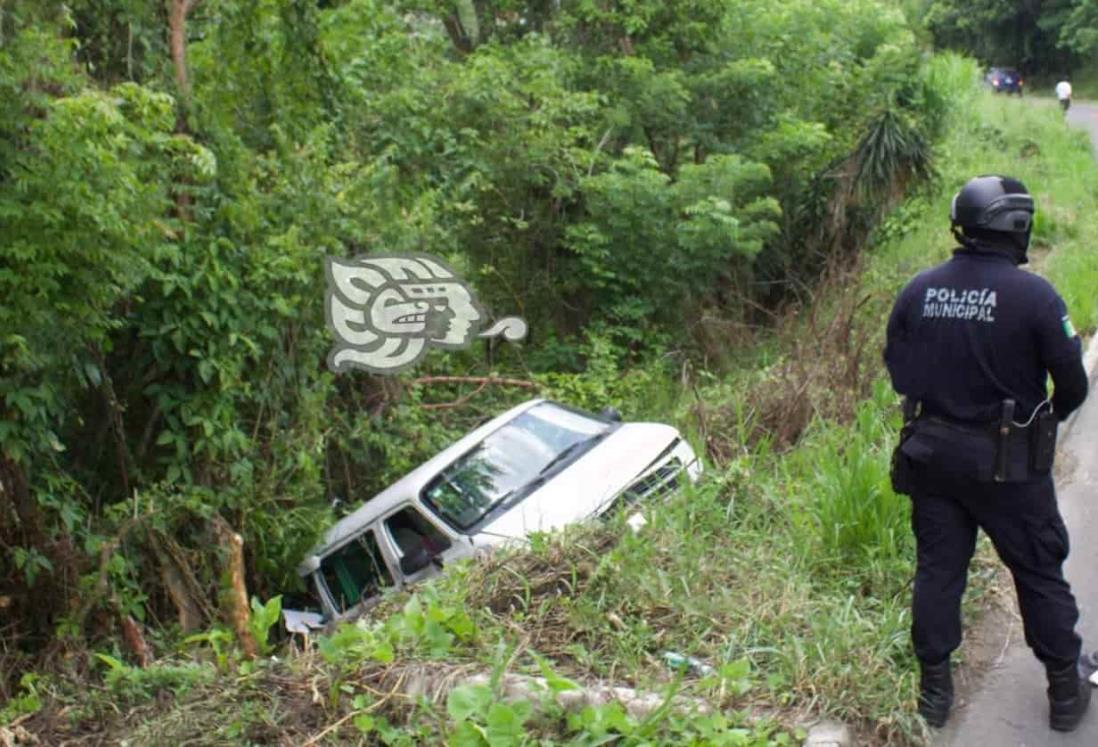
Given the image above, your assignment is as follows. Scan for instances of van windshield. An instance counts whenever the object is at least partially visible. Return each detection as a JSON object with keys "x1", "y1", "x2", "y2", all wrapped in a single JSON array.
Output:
[{"x1": 421, "y1": 403, "x2": 610, "y2": 530}]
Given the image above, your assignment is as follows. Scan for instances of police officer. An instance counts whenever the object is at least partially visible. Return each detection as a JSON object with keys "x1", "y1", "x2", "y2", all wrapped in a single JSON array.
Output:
[{"x1": 884, "y1": 175, "x2": 1090, "y2": 730}]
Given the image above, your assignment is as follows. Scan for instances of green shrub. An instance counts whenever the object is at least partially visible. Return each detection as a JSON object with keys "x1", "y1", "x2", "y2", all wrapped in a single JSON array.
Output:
[{"x1": 94, "y1": 654, "x2": 215, "y2": 705}]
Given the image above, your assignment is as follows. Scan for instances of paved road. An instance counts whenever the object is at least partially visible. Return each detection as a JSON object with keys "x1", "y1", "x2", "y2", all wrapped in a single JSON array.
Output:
[
  {"x1": 937, "y1": 103, "x2": 1098, "y2": 745},
  {"x1": 1068, "y1": 102, "x2": 1098, "y2": 152}
]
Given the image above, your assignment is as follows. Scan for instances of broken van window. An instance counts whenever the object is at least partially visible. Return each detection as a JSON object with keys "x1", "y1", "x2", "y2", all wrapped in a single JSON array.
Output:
[
  {"x1": 384, "y1": 506, "x2": 452, "y2": 561},
  {"x1": 320, "y1": 529, "x2": 394, "y2": 612}
]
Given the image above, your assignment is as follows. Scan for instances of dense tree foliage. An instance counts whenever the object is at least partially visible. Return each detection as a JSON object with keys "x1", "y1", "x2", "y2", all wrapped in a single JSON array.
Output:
[
  {"x1": 1062, "y1": 0, "x2": 1098, "y2": 55},
  {"x1": 1, "y1": 0, "x2": 949, "y2": 678},
  {"x1": 923, "y1": 0, "x2": 1098, "y2": 74}
]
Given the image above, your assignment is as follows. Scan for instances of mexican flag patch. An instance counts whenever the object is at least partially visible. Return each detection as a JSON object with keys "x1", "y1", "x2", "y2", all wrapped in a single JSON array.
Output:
[{"x1": 1063, "y1": 315, "x2": 1077, "y2": 338}]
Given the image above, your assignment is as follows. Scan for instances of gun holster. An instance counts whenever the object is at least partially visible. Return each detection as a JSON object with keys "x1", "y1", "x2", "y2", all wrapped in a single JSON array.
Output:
[
  {"x1": 1030, "y1": 409, "x2": 1058, "y2": 474},
  {"x1": 890, "y1": 397, "x2": 921, "y2": 496},
  {"x1": 994, "y1": 399, "x2": 1057, "y2": 480}
]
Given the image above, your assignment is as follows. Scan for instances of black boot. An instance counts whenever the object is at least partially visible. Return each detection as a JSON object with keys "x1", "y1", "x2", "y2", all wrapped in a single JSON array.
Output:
[
  {"x1": 918, "y1": 659, "x2": 954, "y2": 728},
  {"x1": 1048, "y1": 660, "x2": 1091, "y2": 732}
]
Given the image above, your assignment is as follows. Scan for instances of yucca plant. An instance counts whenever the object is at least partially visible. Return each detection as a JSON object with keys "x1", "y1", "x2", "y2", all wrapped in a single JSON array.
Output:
[{"x1": 854, "y1": 107, "x2": 933, "y2": 203}]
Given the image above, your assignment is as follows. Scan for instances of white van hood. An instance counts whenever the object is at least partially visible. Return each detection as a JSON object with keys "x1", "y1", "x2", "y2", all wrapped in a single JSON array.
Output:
[{"x1": 473, "y1": 422, "x2": 681, "y2": 542}]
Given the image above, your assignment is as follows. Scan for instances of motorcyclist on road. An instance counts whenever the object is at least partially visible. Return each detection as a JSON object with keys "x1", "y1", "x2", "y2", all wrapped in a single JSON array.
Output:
[{"x1": 1057, "y1": 79, "x2": 1073, "y2": 114}]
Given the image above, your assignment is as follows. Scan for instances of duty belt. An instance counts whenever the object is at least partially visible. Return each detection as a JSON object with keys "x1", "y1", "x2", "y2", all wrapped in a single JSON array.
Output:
[{"x1": 902, "y1": 398, "x2": 1056, "y2": 481}]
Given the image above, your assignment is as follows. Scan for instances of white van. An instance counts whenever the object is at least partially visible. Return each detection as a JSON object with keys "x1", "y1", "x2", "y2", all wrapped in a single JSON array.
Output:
[{"x1": 298, "y1": 398, "x2": 701, "y2": 622}]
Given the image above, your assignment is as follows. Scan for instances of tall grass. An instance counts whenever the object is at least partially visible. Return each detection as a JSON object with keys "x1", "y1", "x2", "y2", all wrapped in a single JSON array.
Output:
[
  {"x1": 921, "y1": 52, "x2": 982, "y2": 136},
  {"x1": 789, "y1": 382, "x2": 911, "y2": 573}
]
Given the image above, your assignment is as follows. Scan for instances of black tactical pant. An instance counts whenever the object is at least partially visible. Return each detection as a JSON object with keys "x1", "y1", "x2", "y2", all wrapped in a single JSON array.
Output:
[{"x1": 910, "y1": 473, "x2": 1081, "y2": 669}]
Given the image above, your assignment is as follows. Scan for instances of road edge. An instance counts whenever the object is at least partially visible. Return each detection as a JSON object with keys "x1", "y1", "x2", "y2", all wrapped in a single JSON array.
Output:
[{"x1": 1065, "y1": 332, "x2": 1098, "y2": 435}]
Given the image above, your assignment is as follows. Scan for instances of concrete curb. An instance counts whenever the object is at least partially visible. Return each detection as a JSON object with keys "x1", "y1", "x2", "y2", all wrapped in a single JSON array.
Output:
[
  {"x1": 1065, "y1": 332, "x2": 1098, "y2": 436},
  {"x1": 802, "y1": 720, "x2": 853, "y2": 746},
  {"x1": 1085, "y1": 332, "x2": 1098, "y2": 380}
]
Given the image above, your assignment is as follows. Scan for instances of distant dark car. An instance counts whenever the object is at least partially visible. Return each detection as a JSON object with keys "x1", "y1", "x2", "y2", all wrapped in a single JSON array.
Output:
[{"x1": 987, "y1": 67, "x2": 1024, "y2": 95}]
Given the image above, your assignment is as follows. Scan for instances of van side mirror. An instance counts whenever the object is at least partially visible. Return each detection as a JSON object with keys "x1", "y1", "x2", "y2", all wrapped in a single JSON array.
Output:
[
  {"x1": 599, "y1": 406, "x2": 623, "y2": 422},
  {"x1": 399, "y1": 547, "x2": 432, "y2": 576}
]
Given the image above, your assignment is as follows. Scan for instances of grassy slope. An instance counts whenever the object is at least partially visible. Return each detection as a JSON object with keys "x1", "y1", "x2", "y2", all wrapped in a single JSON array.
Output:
[{"x1": 10, "y1": 94, "x2": 1098, "y2": 747}]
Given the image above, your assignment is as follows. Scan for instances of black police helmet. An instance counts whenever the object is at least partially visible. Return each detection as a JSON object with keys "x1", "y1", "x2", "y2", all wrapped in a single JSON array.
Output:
[{"x1": 950, "y1": 175, "x2": 1034, "y2": 234}]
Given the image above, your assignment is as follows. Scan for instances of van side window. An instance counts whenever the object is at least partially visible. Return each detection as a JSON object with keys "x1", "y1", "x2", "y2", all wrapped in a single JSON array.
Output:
[
  {"x1": 384, "y1": 506, "x2": 452, "y2": 562},
  {"x1": 319, "y1": 529, "x2": 393, "y2": 612}
]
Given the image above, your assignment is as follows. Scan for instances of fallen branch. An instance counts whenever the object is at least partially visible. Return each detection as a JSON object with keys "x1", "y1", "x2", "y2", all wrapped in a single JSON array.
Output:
[
  {"x1": 71, "y1": 513, "x2": 157, "y2": 634},
  {"x1": 408, "y1": 375, "x2": 538, "y2": 389},
  {"x1": 300, "y1": 691, "x2": 398, "y2": 747},
  {"x1": 151, "y1": 531, "x2": 207, "y2": 633},
  {"x1": 409, "y1": 375, "x2": 539, "y2": 410},
  {"x1": 421, "y1": 380, "x2": 489, "y2": 411},
  {"x1": 0, "y1": 723, "x2": 36, "y2": 747}
]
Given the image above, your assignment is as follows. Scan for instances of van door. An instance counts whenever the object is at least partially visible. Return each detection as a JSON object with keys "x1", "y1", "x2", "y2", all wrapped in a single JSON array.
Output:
[{"x1": 317, "y1": 526, "x2": 397, "y2": 617}]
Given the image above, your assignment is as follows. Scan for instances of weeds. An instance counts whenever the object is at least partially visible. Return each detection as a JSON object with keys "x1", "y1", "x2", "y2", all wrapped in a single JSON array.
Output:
[
  {"x1": 94, "y1": 653, "x2": 215, "y2": 705},
  {"x1": 0, "y1": 673, "x2": 44, "y2": 725},
  {"x1": 249, "y1": 594, "x2": 283, "y2": 656},
  {"x1": 692, "y1": 260, "x2": 883, "y2": 459}
]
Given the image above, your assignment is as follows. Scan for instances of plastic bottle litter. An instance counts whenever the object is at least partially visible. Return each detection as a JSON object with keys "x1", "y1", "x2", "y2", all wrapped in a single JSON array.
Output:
[
  {"x1": 662, "y1": 651, "x2": 715, "y2": 677},
  {"x1": 625, "y1": 512, "x2": 648, "y2": 533}
]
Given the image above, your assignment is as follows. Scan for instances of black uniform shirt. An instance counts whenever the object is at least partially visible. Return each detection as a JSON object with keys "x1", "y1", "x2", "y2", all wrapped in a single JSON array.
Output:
[{"x1": 885, "y1": 247, "x2": 1084, "y2": 423}]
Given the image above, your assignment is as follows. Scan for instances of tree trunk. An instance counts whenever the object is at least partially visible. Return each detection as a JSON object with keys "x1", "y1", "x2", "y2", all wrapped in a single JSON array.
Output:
[
  {"x1": 213, "y1": 517, "x2": 257, "y2": 659},
  {"x1": 442, "y1": 14, "x2": 474, "y2": 54},
  {"x1": 167, "y1": 0, "x2": 200, "y2": 217},
  {"x1": 0, "y1": 453, "x2": 41, "y2": 546},
  {"x1": 169, "y1": 0, "x2": 199, "y2": 101},
  {"x1": 92, "y1": 348, "x2": 134, "y2": 502}
]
